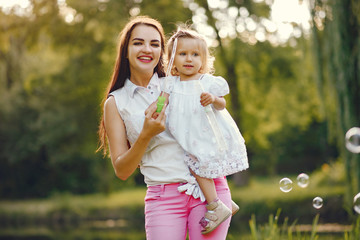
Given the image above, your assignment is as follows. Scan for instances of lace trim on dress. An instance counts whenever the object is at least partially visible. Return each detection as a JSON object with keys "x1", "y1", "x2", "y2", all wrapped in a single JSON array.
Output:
[{"x1": 184, "y1": 149, "x2": 249, "y2": 179}]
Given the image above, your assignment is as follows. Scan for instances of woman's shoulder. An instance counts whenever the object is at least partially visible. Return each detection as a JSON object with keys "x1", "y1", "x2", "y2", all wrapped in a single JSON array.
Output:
[
  {"x1": 107, "y1": 85, "x2": 131, "y2": 110},
  {"x1": 104, "y1": 96, "x2": 118, "y2": 116},
  {"x1": 109, "y1": 86, "x2": 126, "y2": 97}
]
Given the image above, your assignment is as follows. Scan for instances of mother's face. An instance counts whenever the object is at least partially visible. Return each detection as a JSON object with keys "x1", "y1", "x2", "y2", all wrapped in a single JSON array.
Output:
[{"x1": 127, "y1": 24, "x2": 162, "y2": 75}]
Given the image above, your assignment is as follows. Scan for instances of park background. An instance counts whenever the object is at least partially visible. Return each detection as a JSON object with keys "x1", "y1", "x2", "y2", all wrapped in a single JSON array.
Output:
[{"x1": 0, "y1": 0, "x2": 359, "y2": 239}]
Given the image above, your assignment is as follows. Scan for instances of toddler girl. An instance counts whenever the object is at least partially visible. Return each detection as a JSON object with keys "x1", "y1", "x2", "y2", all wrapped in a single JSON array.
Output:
[{"x1": 157, "y1": 27, "x2": 249, "y2": 234}]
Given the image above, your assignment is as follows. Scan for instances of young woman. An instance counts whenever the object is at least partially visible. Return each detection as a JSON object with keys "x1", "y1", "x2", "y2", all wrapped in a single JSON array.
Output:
[{"x1": 97, "y1": 16, "x2": 232, "y2": 239}]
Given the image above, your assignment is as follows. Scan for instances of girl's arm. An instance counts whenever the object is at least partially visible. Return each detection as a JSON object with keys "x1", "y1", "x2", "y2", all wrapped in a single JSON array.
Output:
[
  {"x1": 200, "y1": 92, "x2": 226, "y2": 110},
  {"x1": 104, "y1": 96, "x2": 167, "y2": 180}
]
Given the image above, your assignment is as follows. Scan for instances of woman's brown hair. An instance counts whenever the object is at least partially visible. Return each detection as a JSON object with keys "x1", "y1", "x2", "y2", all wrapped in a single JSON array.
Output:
[{"x1": 97, "y1": 16, "x2": 166, "y2": 155}]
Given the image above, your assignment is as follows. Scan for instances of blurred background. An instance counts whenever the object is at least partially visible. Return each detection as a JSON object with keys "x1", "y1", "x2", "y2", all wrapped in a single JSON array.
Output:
[{"x1": 0, "y1": 0, "x2": 359, "y2": 239}]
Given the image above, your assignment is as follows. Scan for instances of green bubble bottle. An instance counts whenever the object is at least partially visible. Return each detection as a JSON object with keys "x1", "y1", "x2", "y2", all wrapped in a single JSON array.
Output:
[{"x1": 156, "y1": 95, "x2": 166, "y2": 113}]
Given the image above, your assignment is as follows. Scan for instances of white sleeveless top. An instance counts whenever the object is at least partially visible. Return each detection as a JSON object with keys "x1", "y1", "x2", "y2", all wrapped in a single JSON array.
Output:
[{"x1": 109, "y1": 74, "x2": 193, "y2": 186}]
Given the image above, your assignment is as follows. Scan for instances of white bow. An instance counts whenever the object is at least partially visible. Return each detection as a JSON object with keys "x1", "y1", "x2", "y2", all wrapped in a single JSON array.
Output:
[{"x1": 177, "y1": 176, "x2": 206, "y2": 202}]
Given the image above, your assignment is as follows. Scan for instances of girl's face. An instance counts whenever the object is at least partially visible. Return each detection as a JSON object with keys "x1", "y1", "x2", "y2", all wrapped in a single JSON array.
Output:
[
  {"x1": 127, "y1": 25, "x2": 162, "y2": 76},
  {"x1": 173, "y1": 38, "x2": 203, "y2": 81}
]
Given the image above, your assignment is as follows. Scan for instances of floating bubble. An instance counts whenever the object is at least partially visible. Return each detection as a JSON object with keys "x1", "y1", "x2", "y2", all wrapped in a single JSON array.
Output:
[
  {"x1": 297, "y1": 173, "x2": 310, "y2": 188},
  {"x1": 345, "y1": 127, "x2": 360, "y2": 154},
  {"x1": 279, "y1": 177, "x2": 293, "y2": 192},
  {"x1": 313, "y1": 197, "x2": 323, "y2": 209},
  {"x1": 354, "y1": 192, "x2": 360, "y2": 214}
]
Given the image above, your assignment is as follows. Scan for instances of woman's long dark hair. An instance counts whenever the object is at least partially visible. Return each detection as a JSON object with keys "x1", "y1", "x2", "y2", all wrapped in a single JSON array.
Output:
[{"x1": 97, "y1": 16, "x2": 166, "y2": 155}]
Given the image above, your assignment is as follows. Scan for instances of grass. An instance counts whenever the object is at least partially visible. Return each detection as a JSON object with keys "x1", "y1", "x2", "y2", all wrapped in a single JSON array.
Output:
[
  {"x1": 228, "y1": 174, "x2": 346, "y2": 224},
  {"x1": 1, "y1": 175, "x2": 358, "y2": 240},
  {"x1": 230, "y1": 175, "x2": 344, "y2": 203},
  {"x1": 0, "y1": 175, "x2": 347, "y2": 229},
  {"x1": 0, "y1": 187, "x2": 146, "y2": 216}
]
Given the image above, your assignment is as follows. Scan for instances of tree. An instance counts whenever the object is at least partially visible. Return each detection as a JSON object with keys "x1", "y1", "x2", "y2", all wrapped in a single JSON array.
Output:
[
  {"x1": 185, "y1": 0, "x2": 323, "y2": 179},
  {"x1": 0, "y1": 0, "x2": 193, "y2": 198},
  {"x1": 309, "y1": 0, "x2": 360, "y2": 210}
]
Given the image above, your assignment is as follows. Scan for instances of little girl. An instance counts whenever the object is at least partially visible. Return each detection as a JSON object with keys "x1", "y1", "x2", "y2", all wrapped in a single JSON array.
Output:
[{"x1": 157, "y1": 27, "x2": 249, "y2": 234}]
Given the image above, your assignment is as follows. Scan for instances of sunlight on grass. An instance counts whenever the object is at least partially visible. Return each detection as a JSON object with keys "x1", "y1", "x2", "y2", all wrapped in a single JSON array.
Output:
[
  {"x1": 0, "y1": 187, "x2": 146, "y2": 217},
  {"x1": 230, "y1": 175, "x2": 344, "y2": 203}
]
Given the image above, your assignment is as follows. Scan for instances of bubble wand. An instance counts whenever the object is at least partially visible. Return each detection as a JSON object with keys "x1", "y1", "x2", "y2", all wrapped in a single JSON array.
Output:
[{"x1": 156, "y1": 37, "x2": 178, "y2": 113}]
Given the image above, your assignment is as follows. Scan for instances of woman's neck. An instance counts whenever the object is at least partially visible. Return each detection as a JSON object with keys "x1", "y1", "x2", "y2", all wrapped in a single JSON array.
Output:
[{"x1": 130, "y1": 71, "x2": 154, "y2": 87}]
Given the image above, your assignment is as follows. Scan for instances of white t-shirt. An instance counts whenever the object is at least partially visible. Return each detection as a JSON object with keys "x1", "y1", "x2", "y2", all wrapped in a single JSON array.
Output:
[{"x1": 109, "y1": 74, "x2": 192, "y2": 186}]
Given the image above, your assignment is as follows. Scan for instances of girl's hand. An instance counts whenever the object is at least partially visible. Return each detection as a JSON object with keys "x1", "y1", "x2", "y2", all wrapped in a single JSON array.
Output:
[
  {"x1": 142, "y1": 101, "x2": 167, "y2": 138},
  {"x1": 200, "y1": 92, "x2": 215, "y2": 107}
]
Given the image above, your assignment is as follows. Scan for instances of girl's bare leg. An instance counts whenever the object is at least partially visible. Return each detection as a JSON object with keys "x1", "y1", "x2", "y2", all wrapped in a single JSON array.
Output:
[{"x1": 190, "y1": 169, "x2": 217, "y2": 203}]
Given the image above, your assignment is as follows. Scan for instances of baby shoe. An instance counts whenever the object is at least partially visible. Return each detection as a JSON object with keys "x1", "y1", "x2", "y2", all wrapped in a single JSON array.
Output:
[
  {"x1": 199, "y1": 199, "x2": 232, "y2": 234},
  {"x1": 231, "y1": 200, "x2": 239, "y2": 216}
]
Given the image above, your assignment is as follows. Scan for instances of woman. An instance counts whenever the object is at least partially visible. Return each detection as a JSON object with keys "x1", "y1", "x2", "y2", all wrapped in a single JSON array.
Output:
[{"x1": 97, "y1": 16, "x2": 232, "y2": 240}]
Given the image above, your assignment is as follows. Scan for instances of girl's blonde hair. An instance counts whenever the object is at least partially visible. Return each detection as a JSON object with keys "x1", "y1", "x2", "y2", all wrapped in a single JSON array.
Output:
[{"x1": 167, "y1": 26, "x2": 214, "y2": 75}]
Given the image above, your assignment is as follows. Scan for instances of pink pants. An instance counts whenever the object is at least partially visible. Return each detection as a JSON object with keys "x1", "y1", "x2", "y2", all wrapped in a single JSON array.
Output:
[{"x1": 144, "y1": 177, "x2": 232, "y2": 240}]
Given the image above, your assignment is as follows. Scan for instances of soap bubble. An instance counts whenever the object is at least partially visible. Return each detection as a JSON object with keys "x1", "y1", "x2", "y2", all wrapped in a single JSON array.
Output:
[
  {"x1": 297, "y1": 173, "x2": 310, "y2": 188},
  {"x1": 313, "y1": 197, "x2": 323, "y2": 209},
  {"x1": 354, "y1": 192, "x2": 360, "y2": 214},
  {"x1": 345, "y1": 127, "x2": 360, "y2": 154},
  {"x1": 279, "y1": 178, "x2": 293, "y2": 192}
]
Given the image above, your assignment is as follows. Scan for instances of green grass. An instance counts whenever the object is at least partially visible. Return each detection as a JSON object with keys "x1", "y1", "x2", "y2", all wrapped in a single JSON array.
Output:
[
  {"x1": 230, "y1": 175, "x2": 344, "y2": 202},
  {"x1": 1, "y1": 175, "x2": 357, "y2": 240},
  {"x1": 0, "y1": 187, "x2": 146, "y2": 227},
  {"x1": 0, "y1": 187, "x2": 146, "y2": 214},
  {"x1": 0, "y1": 175, "x2": 346, "y2": 226}
]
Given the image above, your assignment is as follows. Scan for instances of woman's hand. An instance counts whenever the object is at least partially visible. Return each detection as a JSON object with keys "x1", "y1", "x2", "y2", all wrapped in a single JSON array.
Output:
[{"x1": 142, "y1": 101, "x2": 167, "y2": 139}]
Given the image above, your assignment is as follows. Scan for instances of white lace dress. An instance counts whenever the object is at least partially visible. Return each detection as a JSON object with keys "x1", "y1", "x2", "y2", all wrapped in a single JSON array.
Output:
[{"x1": 165, "y1": 74, "x2": 249, "y2": 179}]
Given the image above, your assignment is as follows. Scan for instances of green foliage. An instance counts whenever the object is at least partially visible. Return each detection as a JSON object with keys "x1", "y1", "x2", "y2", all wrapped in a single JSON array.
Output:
[
  {"x1": 249, "y1": 210, "x2": 320, "y2": 240},
  {"x1": 310, "y1": 161, "x2": 346, "y2": 188},
  {"x1": 0, "y1": 0, "x2": 354, "y2": 201},
  {"x1": 310, "y1": 0, "x2": 360, "y2": 199},
  {"x1": 0, "y1": 0, "x2": 135, "y2": 198},
  {"x1": 344, "y1": 216, "x2": 360, "y2": 240}
]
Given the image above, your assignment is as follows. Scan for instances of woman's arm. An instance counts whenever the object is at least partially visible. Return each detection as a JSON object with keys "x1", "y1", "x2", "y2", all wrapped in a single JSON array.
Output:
[
  {"x1": 200, "y1": 92, "x2": 226, "y2": 110},
  {"x1": 104, "y1": 96, "x2": 167, "y2": 180}
]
